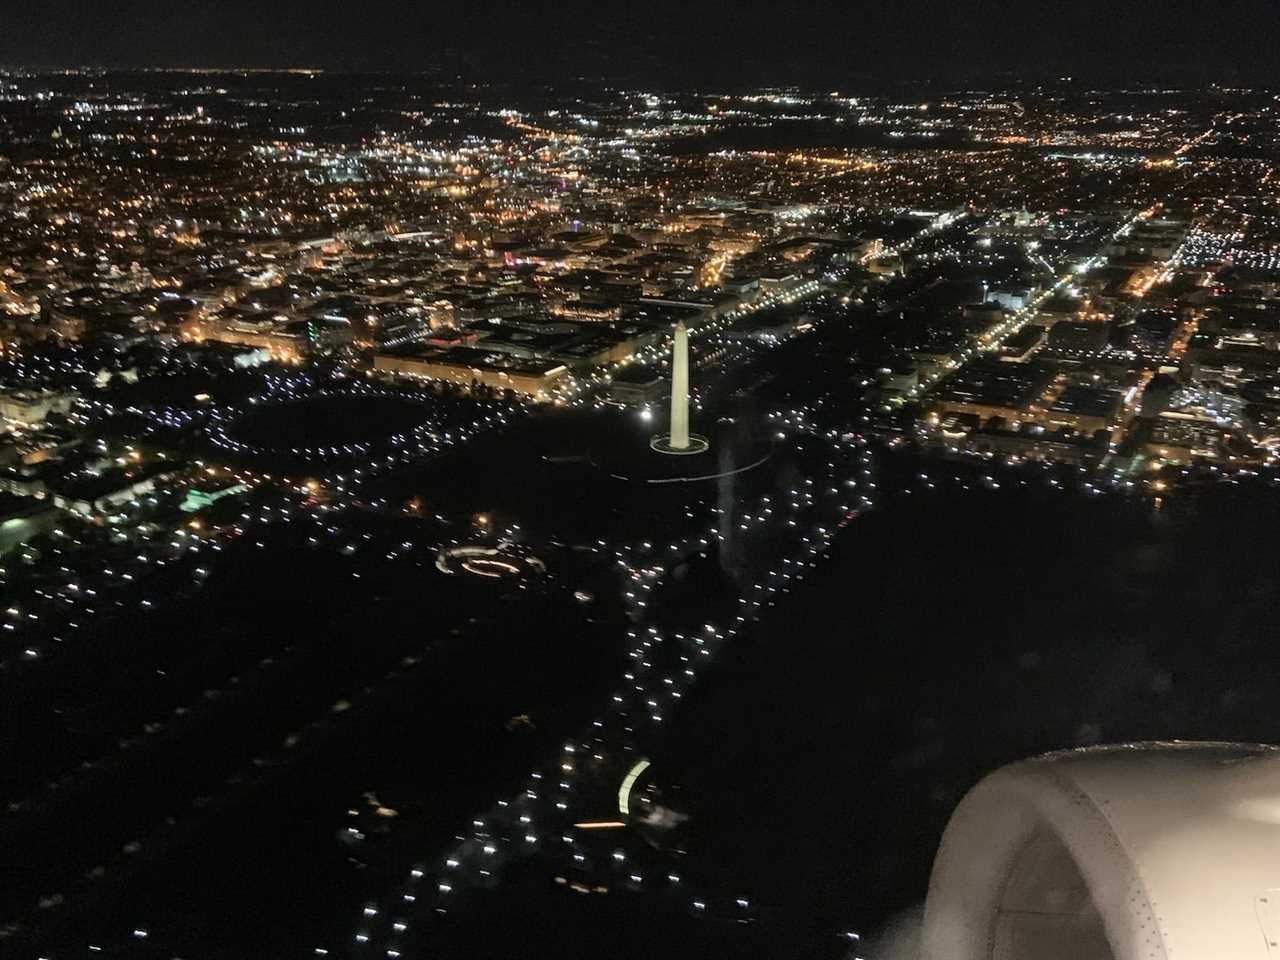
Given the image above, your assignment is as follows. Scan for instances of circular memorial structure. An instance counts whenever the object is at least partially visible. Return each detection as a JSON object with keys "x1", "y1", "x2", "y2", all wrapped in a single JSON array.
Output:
[{"x1": 435, "y1": 543, "x2": 546, "y2": 580}]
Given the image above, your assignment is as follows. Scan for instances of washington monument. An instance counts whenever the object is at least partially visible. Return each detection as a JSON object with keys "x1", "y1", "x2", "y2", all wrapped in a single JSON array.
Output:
[{"x1": 651, "y1": 321, "x2": 708, "y2": 455}]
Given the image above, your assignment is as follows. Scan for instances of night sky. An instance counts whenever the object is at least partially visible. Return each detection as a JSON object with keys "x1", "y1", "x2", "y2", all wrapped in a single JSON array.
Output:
[{"x1": 3, "y1": 0, "x2": 1279, "y2": 87}]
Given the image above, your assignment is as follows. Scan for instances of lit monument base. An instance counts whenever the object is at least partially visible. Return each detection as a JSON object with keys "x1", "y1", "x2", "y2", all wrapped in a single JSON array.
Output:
[
  {"x1": 650, "y1": 432, "x2": 710, "y2": 455},
  {"x1": 596, "y1": 422, "x2": 768, "y2": 484}
]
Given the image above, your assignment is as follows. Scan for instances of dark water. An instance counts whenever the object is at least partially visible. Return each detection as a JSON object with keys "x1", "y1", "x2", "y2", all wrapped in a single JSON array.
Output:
[
  {"x1": 417, "y1": 462, "x2": 1280, "y2": 960},
  {"x1": 652, "y1": 468, "x2": 1280, "y2": 957},
  {"x1": 17, "y1": 427, "x2": 1280, "y2": 958}
]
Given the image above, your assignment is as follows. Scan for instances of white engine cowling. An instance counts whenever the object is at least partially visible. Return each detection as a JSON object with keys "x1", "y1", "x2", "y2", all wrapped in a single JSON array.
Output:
[{"x1": 920, "y1": 741, "x2": 1280, "y2": 960}]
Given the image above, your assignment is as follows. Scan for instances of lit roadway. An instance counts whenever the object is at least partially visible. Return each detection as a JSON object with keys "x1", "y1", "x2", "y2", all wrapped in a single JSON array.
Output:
[
  {"x1": 4, "y1": 204, "x2": 1172, "y2": 955},
  {"x1": 909, "y1": 206, "x2": 1175, "y2": 402},
  {"x1": 340, "y1": 289, "x2": 873, "y2": 959},
  {"x1": 345, "y1": 427, "x2": 872, "y2": 958},
  {"x1": 337, "y1": 211, "x2": 972, "y2": 958}
]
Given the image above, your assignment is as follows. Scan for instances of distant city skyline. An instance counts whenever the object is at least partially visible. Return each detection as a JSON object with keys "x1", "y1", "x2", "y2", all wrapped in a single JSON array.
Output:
[{"x1": 3, "y1": 0, "x2": 1279, "y2": 86}]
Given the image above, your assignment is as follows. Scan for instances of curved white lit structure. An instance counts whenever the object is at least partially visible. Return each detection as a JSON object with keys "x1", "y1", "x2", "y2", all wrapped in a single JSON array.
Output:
[
  {"x1": 921, "y1": 741, "x2": 1280, "y2": 960},
  {"x1": 435, "y1": 544, "x2": 546, "y2": 579}
]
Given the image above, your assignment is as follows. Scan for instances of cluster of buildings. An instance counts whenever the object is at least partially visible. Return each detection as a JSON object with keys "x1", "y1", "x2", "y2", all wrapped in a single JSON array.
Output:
[
  {"x1": 0, "y1": 86, "x2": 862, "y2": 397},
  {"x1": 910, "y1": 196, "x2": 1280, "y2": 474},
  {"x1": 0, "y1": 75, "x2": 1272, "y2": 521},
  {"x1": 0, "y1": 73, "x2": 883, "y2": 560}
]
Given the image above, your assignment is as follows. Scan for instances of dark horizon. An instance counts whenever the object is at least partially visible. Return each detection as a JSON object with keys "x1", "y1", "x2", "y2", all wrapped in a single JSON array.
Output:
[{"x1": 4, "y1": 0, "x2": 1280, "y2": 88}]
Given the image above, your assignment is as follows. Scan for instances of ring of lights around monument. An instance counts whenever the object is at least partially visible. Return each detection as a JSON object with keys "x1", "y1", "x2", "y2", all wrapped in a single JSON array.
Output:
[
  {"x1": 649, "y1": 432, "x2": 711, "y2": 455},
  {"x1": 920, "y1": 741, "x2": 1280, "y2": 960}
]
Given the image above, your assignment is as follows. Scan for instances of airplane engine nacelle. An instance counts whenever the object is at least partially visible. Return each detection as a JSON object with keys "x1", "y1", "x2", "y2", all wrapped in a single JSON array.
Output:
[{"x1": 921, "y1": 741, "x2": 1280, "y2": 960}]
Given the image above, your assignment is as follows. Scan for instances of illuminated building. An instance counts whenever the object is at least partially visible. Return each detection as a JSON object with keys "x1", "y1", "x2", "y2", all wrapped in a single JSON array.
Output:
[
  {"x1": 0, "y1": 389, "x2": 77, "y2": 426},
  {"x1": 373, "y1": 350, "x2": 568, "y2": 399}
]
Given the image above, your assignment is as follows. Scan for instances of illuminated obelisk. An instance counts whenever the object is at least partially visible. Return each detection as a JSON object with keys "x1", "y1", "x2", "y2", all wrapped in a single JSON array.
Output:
[
  {"x1": 651, "y1": 321, "x2": 708, "y2": 455},
  {"x1": 669, "y1": 321, "x2": 691, "y2": 449}
]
